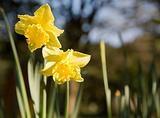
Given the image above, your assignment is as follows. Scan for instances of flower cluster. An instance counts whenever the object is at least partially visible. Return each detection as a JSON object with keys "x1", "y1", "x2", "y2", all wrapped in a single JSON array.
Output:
[{"x1": 15, "y1": 4, "x2": 91, "y2": 84}]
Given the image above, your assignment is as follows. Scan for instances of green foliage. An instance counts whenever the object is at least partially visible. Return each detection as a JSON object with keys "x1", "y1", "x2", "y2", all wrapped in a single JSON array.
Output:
[
  {"x1": 28, "y1": 59, "x2": 42, "y2": 117},
  {"x1": 0, "y1": 7, "x2": 31, "y2": 118}
]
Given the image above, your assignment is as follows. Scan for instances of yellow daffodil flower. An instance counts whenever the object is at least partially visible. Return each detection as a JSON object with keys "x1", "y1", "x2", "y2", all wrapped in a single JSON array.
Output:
[
  {"x1": 41, "y1": 47, "x2": 91, "y2": 84},
  {"x1": 15, "y1": 4, "x2": 63, "y2": 52}
]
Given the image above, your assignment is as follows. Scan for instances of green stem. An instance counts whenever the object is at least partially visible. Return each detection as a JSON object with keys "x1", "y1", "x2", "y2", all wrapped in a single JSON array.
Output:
[
  {"x1": 0, "y1": 8, "x2": 31, "y2": 118},
  {"x1": 65, "y1": 82, "x2": 70, "y2": 118},
  {"x1": 100, "y1": 40, "x2": 112, "y2": 118},
  {"x1": 41, "y1": 70, "x2": 47, "y2": 118},
  {"x1": 71, "y1": 84, "x2": 83, "y2": 118},
  {"x1": 48, "y1": 83, "x2": 57, "y2": 118},
  {"x1": 100, "y1": 41, "x2": 109, "y2": 89},
  {"x1": 56, "y1": 86, "x2": 61, "y2": 118}
]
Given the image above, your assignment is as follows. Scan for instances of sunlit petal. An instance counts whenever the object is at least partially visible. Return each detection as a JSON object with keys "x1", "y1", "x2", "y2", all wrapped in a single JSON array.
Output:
[
  {"x1": 41, "y1": 62, "x2": 55, "y2": 76},
  {"x1": 42, "y1": 47, "x2": 63, "y2": 61},
  {"x1": 52, "y1": 26, "x2": 64, "y2": 37},
  {"x1": 72, "y1": 51, "x2": 91, "y2": 67},
  {"x1": 46, "y1": 31, "x2": 62, "y2": 48},
  {"x1": 34, "y1": 4, "x2": 54, "y2": 24}
]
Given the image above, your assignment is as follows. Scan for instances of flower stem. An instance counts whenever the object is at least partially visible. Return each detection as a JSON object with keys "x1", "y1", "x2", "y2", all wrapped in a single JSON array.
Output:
[
  {"x1": 0, "y1": 8, "x2": 31, "y2": 118},
  {"x1": 71, "y1": 84, "x2": 83, "y2": 118},
  {"x1": 48, "y1": 83, "x2": 57, "y2": 118},
  {"x1": 100, "y1": 40, "x2": 112, "y2": 118},
  {"x1": 41, "y1": 61, "x2": 47, "y2": 118},
  {"x1": 65, "y1": 82, "x2": 70, "y2": 118}
]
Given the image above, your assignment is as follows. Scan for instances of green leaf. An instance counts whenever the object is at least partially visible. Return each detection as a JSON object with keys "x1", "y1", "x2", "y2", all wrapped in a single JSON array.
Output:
[
  {"x1": 16, "y1": 87, "x2": 26, "y2": 118},
  {"x1": 48, "y1": 83, "x2": 57, "y2": 118},
  {"x1": 28, "y1": 59, "x2": 42, "y2": 117},
  {"x1": 0, "y1": 8, "x2": 31, "y2": 118}
]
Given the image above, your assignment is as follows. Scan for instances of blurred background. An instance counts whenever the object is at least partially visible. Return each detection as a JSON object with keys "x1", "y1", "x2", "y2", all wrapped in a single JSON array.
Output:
[{"x1": 0, "y1": 0, "x2": 160, "y2": 117}]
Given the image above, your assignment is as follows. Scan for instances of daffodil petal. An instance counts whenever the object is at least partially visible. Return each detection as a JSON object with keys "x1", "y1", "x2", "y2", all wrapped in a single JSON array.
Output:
[
  {"x1": 42, "y1": 47, "x2": 63, "y2": 61},
  {"x1": 52, "y1": 26, "x2": 64, "y2": 37},
  {"x1": 33, "y1": 4, "x2": 63, "y2": 36},
  {"x1": 34, "y1": 4, "x2": 54, "y2": 24},
  {"x1": 46, "y1": 31, "x2": 62, "y2": 48},
  {"x1": 72, "y1": 51, "x2": 91, "y2": 67},
  {"x1": 65, "y1": 49, "x2": 73, "y2": 60},
  {"x1": 41, "y1": 62, "x2": 55, "y2": 76}
]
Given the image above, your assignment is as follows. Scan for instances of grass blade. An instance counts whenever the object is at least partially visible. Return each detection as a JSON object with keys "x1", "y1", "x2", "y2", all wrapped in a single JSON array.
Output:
[
  {"x1": 48, "y1": 83, "x2": 57, "y2": 118},
  {"x1": 0, "y1": 8, "x2": 31, "y2": 118},
  {"x1": 154, "y1": 93, "x2": 160, "y2": 118},
  {"x1": 100, "y1": 40, "x2": 109, "y2": 89},
  {"x1": 124, "y1": 85, "x2": 129, "y2": 106},
  {"x1": 16, "y1": 87, "x2": 26, "y2": 118},
  {"x1": 100, "y1": 40, "x2": 112, "y2": 118},
  {"x1": 41, "y1": 75, "x2": 47, "y2": 118},
  {"x1": 28, "y1": 59, "x2": 42, "y2": 117}
]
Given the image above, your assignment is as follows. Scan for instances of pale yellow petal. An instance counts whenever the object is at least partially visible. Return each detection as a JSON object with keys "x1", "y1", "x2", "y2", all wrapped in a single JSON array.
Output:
[
  {"x1": 72, "y1": 51, "x2": 91, "y2": 67},
  {"x1": 42, "y1": 47, "x2": 63, "y2": 61},
  {"x1": 65, "y1": 49, "x2": 73, "y2": 61},
  {"x1": 41, "y1": 62, "x2": 55, "y2": 76},
  {"x1": 34, "y1": 3, "x2": 54, "y2": 24}
]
